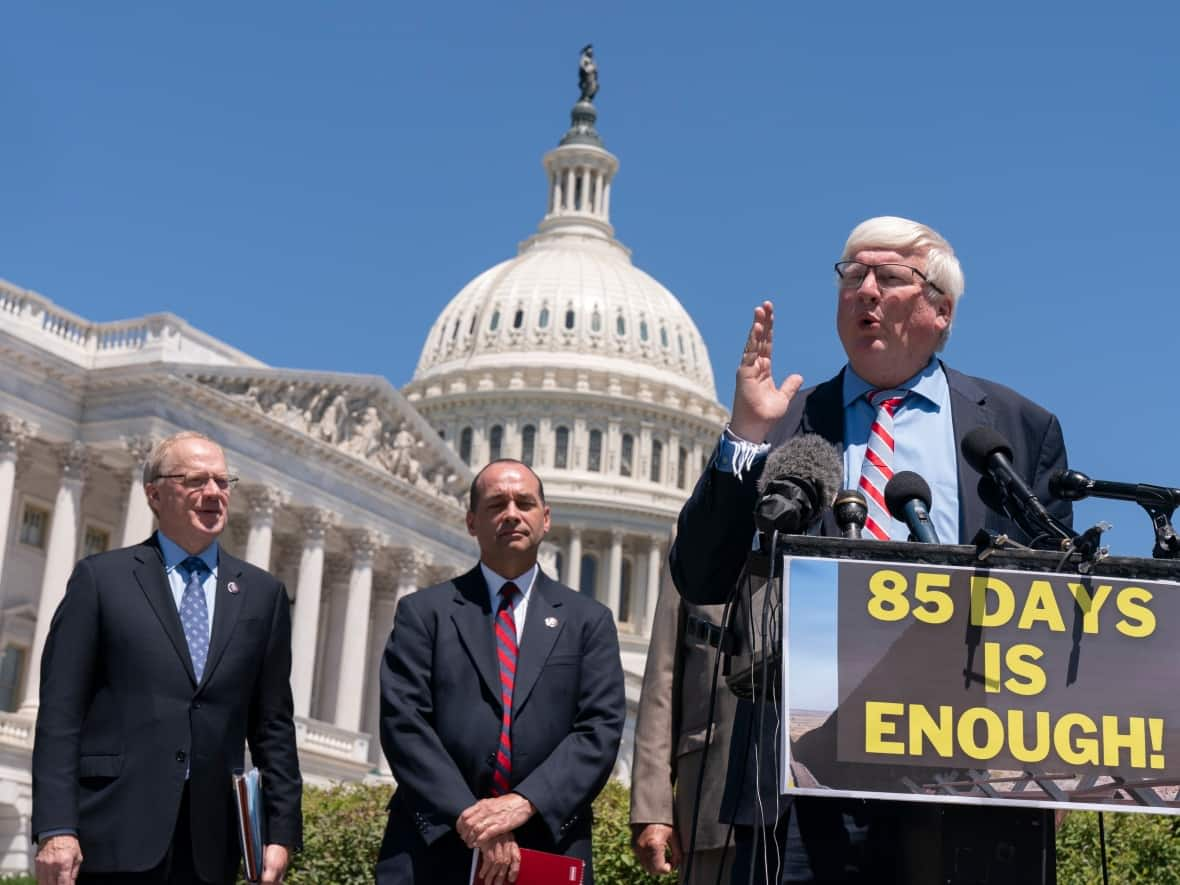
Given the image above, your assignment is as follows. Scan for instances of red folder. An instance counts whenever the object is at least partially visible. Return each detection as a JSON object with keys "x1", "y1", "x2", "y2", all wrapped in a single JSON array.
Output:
[{"x1": 470, "y1": 846, "x2": 584, "y2": 885}]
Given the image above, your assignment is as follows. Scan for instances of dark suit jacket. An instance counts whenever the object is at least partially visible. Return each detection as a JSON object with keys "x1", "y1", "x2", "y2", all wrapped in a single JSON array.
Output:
[
  {"x1": 377, "y1": 567, "x2": 625, "y2": 885},
  {"x1": 669, "y1": 363, "x2": 1071, "y2": 859},
  {"x1": 672, "y1": 363, "x2": 1072, "y2": 614},
  {"x1": 31, "y1": 535, "x2": 302, "y2": 882}
]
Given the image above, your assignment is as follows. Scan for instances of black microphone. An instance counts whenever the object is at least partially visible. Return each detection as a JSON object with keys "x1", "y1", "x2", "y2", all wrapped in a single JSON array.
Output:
[
  {"x1": 833, "y1": 489, "x2": 868, "y2": 539},
  {"x1": 1049, "y1": 469, "x2": 1180, "y2": 509},
  {"x1": 884, "y1": 471, "x2": 941, "y2": 544},
  {"x1": 753, "y1": 434, "x2": 843, "y2": 536}
]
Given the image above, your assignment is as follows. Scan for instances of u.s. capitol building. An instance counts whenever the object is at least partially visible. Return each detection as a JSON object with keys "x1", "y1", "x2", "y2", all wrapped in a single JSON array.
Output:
[{"x1": 0, "y1": 83, "x2": 726, "y2": 869}]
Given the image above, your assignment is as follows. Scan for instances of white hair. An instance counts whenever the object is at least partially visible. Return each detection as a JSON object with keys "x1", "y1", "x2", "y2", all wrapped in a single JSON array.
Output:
[
  {"x1": 840, "y1": 216, "x2": 965, "y2": 348},
  {"x1": 143, "y1": 431, "x2": 223, "y2": 485}
]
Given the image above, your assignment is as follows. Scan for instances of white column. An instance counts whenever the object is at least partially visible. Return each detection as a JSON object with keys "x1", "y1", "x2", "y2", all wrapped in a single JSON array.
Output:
[
  {"x1": 22, "y1": 443, "x2": 88, "y2": 713},
  {"x1": 644, "y1": 537, "x2": 663, "y2": 637},
  {"x1": 290, "y1": 509, "x2": 332, "y2": 719},
  {"x1": 0, "y1": 416, "x2": 33, "y2": 592},
  {"x1": 563, "y1": 168, "x2": 574, "y2": 212},
  {"x1": 335, "y1": 530, "x2": 381, "y2": 732},
  {"x1": 394, "y1": 549, "x2": 432, "y2": 610},
  {"x1": 605, "y1": 530, "x2": 623, "y2": 619},
  {"x1": 119, "y1": 436, "x2": 156, "y2": 548},
  {"x1": 566, "y1": 526, "x2": 582, "y2": 591},
  {"x1": 593, "y1": 171, "x2": 604, "y2": 216},
  {"x1": 245, "y1": 487, "x2": 284, "y2": 570},
  {"x1": 366, "y1": 588, "x2": 398, "y2": 768},
  {"x1": 602, "y1": 181, "x2": 611, "y2": 218}
]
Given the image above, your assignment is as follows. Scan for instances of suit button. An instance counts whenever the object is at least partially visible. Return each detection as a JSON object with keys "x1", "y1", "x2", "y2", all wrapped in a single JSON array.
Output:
[
  {"x1": 192, "y1": 702, "x2": 202, "y2": 710},
  {"x1": 176, "y1": 750, "x2": 187, "y2": 763}
]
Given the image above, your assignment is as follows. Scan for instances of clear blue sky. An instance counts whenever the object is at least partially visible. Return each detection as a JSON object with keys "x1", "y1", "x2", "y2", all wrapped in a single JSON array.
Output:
[{"x1": 2, "y1": 2, "x2": 1176, "y2": 556}]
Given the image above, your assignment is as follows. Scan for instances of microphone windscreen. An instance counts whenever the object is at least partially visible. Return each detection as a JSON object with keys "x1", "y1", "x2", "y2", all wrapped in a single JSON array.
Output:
[
  {"x1": 757, "y1": 434, "x2": 843, "y2": 508},
  {"x1": 961, "y1": 426, "x2": 1014, "y2": 474},
  {"x1": 884, "y1": 471, "x2": 932, "y2": 521},
  {"x1": 1048, "y1": 469, "x2": 1089, "y2": 501}
]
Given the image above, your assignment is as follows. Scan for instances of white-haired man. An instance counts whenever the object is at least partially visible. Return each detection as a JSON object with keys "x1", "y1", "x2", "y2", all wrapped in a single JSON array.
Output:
[{"x1": 671, "y1": 217, "x2": 1070, "y2": 883}]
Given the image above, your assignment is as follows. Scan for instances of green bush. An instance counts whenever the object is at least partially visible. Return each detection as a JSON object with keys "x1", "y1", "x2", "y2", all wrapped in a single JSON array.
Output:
[
  {"x1": 233, "y1": 781, "x2": 1180, "y2": 885},
  {"x1": 1057, "y1": 810, "x2": 1180, "y2": 884}
]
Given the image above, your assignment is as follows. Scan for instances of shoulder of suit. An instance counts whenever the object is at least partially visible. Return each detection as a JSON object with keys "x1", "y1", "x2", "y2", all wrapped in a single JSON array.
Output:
[{"x1": 945, "y1": 366, "x2": 1056, "y2": 421}]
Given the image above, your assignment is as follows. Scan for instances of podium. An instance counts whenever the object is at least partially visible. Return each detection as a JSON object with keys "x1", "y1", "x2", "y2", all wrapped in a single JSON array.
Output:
[{"x1": 732, "y1": 536, "x2": 1180, "y2": 884}]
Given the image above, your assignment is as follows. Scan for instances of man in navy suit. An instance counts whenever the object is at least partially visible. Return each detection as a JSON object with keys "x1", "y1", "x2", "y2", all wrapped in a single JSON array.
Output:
[
  {"x1": 672, "y1": 217, "x2": 1069, "y2": 883},
  {"x1": 32, "y1": 431, "x2": 301, "y2": 884},
  {"x1": 377, "y1": 459, "x2": 625, "y2": 885}
]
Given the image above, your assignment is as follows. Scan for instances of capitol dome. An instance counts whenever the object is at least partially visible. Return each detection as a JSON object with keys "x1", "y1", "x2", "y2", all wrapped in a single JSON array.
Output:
[
  {"x1": 404, "y1": 77, "x2": 727, "y2": 685},
  {"x1": 412, "y1": 104, "x2": 716, "y2": 402}
]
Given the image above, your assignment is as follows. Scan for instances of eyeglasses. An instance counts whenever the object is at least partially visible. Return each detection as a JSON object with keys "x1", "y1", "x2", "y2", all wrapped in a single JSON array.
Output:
[
  {"x1": 834, "y1": 261, "x2": 945, "y2": 296},
  {"x1": 154, "y1": 473, "x2": 239, "y2": 491}
]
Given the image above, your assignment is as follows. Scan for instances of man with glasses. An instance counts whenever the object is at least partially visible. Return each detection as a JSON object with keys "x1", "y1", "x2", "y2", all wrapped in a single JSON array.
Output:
[
  {"x1": 32, "y1": 431, "x2": 301, "y2": 884},
  {"x1": 671, "y1": 217, "x2": 1070, "y2": 883}
]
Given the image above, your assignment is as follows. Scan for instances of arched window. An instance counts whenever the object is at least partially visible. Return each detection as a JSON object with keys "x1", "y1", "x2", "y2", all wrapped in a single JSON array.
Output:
[
  {"x1": 513, "y1": 309, "x2": 524, "y2": 329},
  {"x1": 459, "y1": 427, "x2": 473, "y2": 465},
  {"x1": 489, "y1": 310, "x2": 500, "y2": 331},
  {"x1": 660, "y1": 326, "x2": 669, "y2": 348},
  {"x1": 565, "y1": 309, "x2": 576, "y2": 330},
  {"x1": 580, "y1": 554, "x2": 598, "y2": 599},
  {"x1": 521, "y1": 424, "x2": 536, "y2": 466},
  {"x1": 650, "y1": 439, "x2": 663, "y2": 483},
  {"x1": 619, "y1": 560, "x2": 633, "y2": 623},
  {"x1": 620, "y1": 433, "x2": 634, "y2": 477},
  {"x1": 591, "y1": 310, "x2": 602, "y2": 332},
  {"x1": 678, "y1": 333, "x2": 685, "y2": 354},
  {"x1": 451, "y1": 318, "x2": 461, "y2": 340},
  {"x1": 639, "y1": 320, "x2": 649, "y2": 341},
  {"x1": 539, "y1": 306, "x2": 550, "y2": 328},
  {"x1": 437, "y1": 427, "x2": 446, "y2": 440},
  {"x1": 489, "y1": 425, "x2": 503, "y2": 461},
  {"x1": 588, "y1": 429, "x2": 603, "y2": 472},
  {"x1": 678, "y1": 445, "x2": 689, "y2": 490},
  {"x1": 469, "y1": 314, "x2": 478, "y2": 334},
  {"x1": 616, "y1": 314, "x2": 626, "y2": 336},
  {"x1": 554, "y1": 426, "x2": 570, "y2": 469}
]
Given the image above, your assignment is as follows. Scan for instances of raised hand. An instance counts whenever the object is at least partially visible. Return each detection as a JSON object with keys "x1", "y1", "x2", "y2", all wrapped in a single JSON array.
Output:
[{"x1": 730, "y1": 301, "x2": 803, "y2": 442}]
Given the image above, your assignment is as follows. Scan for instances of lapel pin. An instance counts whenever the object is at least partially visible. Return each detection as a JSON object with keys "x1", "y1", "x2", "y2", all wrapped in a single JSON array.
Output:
[
  {"x1": 227, "y1": 581, "x2": 240, "y2": 595},
  {"x1": 544, "y1": 616, "x2": 558, "y2": 628}
]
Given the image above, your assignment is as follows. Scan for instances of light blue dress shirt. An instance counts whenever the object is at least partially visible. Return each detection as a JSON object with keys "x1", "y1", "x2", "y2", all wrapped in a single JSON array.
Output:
[
  {"x1": 158, "y1": 532, "x2": 219, "y2": 624},
  {"x1": 480, "y1": 562, "x2": 538, "y2": 642},
  {"x1": 841, "y1": 359, "x2": 960, "y2": 544}
]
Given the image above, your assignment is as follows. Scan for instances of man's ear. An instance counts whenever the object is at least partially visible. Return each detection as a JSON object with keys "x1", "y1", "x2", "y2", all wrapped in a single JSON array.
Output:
[{"x1": 465, "y1": 511, "x2": 477, "y2": 537}]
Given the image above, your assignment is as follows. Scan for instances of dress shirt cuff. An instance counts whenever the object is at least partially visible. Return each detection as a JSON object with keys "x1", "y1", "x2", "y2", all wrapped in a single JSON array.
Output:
[
  {"x1": 36, "y1": 828, "x2": 77, "y2": 845},
  {"x1": 713, "y1": 425, "x2": 771, "y2": 481}
]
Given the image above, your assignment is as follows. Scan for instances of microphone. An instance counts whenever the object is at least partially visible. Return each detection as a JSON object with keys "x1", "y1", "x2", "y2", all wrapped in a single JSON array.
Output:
[
  {"x1": 884, "y1": 471, "x2": 941, "y2": 544},
  {"x1": 1049, "y1": 469, "x2": 1180, "y2": 509},
  {"x1": 753, "y1": 434, "x2": 843, "y2": 536},
  {"x1": 833, "y1": 489, "x2": 868, "y2": 539},
  {"x1": 961, "y1": 427, "x2": 1071, "y2": 545}
]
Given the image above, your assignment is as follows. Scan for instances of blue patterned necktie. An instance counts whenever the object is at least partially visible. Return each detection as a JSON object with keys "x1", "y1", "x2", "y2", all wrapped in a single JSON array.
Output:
[{"x1": 179, "y1": 556, "x2": 211, "y2": 681}]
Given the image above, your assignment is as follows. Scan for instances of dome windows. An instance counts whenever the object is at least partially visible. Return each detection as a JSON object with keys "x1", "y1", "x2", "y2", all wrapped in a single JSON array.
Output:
[
  {"x1": 660, "y1": 326, "x2": 669, "y2": 348},
  {"x1": 554, "y1": 426, "x2": 570, "y2": 469},
  {"x1": 639, "y1": 319, "x2": 649, "y2": 342},
  {"x1": 616, "y1": 314, "x2": 626, "y2": 336},
  {"x1": 650, "y1": 439, "x2": 663, "y2": 483},
  {"x1": 538, "y1": 306, "x2": 550, "y2": 329},
  {"x1": 513, "y1": 309, "x2": 525, "y2": 330},
  {"x1": 620, "y1": 433, "x2": 634, "y2": 477},
  {"x1": 469, "y1": 314, "x2": 478, "y2": 335},
  {"x1": 521, "y1": 424, "x2": 536, "y2": 466},
  {"x1": 489, "y1": 310, "x2": 501, "y2": 332},
  {"x1": 459, "y1": 427, "x2": 474, "y2": 465},
  {"x1": 588, "y1": 429, "x2": 603, "y2": 472},
  {"x1": 564, "y1": 308, "x2": 576, "y2": 330},
  {"x1": 591, "y1": 309, "x2": 602, "y2": 333},
  {"x1": 489, "y1": 425, "x2": 504, "y2": 461}
]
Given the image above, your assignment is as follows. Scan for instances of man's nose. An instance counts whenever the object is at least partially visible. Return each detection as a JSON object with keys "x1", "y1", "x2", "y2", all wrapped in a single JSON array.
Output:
[{"x1": 856, "y1": 269, "x2": 881, "y2": 298}]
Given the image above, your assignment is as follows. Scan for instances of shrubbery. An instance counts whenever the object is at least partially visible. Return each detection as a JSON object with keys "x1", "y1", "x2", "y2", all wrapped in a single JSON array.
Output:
[{"x1": 1057, "y1": 810, "x2": 1180, "y2": 884}]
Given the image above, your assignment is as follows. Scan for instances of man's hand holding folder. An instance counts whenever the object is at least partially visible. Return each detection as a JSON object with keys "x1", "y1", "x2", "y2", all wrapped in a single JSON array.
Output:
[{"x1": 233, "y1": 768, "x2": 291, "y2": 884}]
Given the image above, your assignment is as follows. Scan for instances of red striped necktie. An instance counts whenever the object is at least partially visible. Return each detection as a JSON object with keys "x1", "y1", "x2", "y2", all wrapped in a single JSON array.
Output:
[
  {"x1": 491, "y1": 582, "x2": 519, "y2": 796},
  {"x1": 858, "y1": 389, "x2": 908, "y2": 540}
]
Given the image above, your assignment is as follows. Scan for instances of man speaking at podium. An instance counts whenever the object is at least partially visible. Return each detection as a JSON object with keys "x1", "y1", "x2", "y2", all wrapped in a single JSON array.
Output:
[{"x1": 671, "y1": 216, "x2": 1072, "y2": 883}]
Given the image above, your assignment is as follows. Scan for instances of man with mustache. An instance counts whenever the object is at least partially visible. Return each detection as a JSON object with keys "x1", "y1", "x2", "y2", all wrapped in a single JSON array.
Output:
[
  {"x1": 377, "y1": 459, "x2": 624, "y2": 885},
  {"x1": 671, "y1": 217, "x2": 1071, "y2": 883}
]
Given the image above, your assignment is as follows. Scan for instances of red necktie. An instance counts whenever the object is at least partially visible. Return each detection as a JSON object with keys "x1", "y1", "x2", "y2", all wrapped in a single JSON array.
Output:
[
  {"x1": 858, "y1": 390, "x2": 908, "y2": 540},
  {"x1": 491, "y1": 582, "x2": 519, "y2": 796}
]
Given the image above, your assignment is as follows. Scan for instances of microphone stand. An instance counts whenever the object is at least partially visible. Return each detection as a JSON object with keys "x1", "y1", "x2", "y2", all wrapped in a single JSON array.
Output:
[{"x1": 1143, "y1": 502, "x2": 1180, "y2": 559}]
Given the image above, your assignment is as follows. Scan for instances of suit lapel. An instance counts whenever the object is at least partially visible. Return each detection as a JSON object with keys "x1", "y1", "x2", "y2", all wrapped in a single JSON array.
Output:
[
  {"x1": 945, "y1": 365, "x2": 995, "y2": 541},
  {"x1": 799, "y1": 372, "x2": 846, "y2": 448},
  {"x1": 449, "y1": 568, "x2": 502, "y2": 710},
  {"x1": 133, "y1": 535, "x2": 197, "y2": 685},
  {"x1": 512, "y1": 573, "x2": 564, "y2": 716},
  {"x1": 201, "y1": 550, "x2": 245, "y2": 688}
]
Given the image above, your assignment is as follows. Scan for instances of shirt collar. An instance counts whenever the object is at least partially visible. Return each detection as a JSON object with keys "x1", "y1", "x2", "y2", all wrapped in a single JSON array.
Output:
[
  {"x1": 158, "y1": 532, "x2": 219, "y2": 576},
  {"x1": 480, "y1": 561, "x2": 538, "y2": 608},
  {"x1": 842, "y1": 358, "x2": 948, "y2": 410}
]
